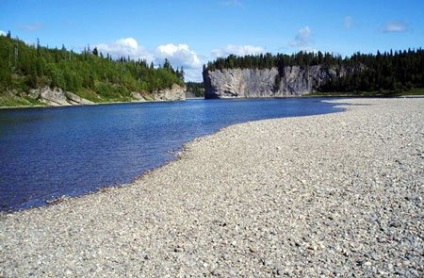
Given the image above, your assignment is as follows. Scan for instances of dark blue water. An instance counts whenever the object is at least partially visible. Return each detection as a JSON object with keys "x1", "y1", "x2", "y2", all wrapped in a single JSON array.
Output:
[{"x1": 0, "y1": 98, "x2": 343, "y2": 211}]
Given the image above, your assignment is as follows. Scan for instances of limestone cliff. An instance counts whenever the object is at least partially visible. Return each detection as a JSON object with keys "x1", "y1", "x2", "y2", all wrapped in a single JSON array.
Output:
[{"x1": 203, "y1": 65, "x2": 354, "y2": 98}]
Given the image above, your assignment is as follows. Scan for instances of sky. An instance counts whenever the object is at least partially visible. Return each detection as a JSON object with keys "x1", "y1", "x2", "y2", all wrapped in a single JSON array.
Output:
[{"x1": 1, "y1": 0, "x2": 423, "y2": 81}]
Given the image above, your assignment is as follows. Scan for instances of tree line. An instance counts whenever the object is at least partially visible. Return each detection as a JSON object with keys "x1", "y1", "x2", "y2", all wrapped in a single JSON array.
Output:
[
  {"x1": 0, "y1": 33, "x2": 184, "y2": 102},
  {"x1": 204, "y1": 49, "x2": 424, "y2": 94},
  {"x1": 185, "y1": 82, "x2": 205, "y2": 97}
]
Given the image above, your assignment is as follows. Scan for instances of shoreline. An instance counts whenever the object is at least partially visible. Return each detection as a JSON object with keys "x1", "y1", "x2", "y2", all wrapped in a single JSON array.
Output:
[
  {"x1": 0, "y1": 97, "x2": 188, "y2": 110},
  {"x1": 1, "y1": 97, "x2": 342, "y2": 213},
  {"x1": 1, "y1": 98, "x2": 423, "y2": 276},
  {"x1": 2, "y1": 94, "x2": 423, "y2": 110}
]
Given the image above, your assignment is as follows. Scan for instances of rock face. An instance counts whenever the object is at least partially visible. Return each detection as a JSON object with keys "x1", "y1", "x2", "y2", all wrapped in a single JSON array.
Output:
[
  {"x1": 65, "y1": 92, "x2": 95, "y2": 105},
  {"x1": 153, "y1": 84, "x2": 186, "y2": 101},
  {"x1": 203, "y1": 65, "x2": 354, "y2": 98},
  {"x1": 28, "y1": 87, "x2": 94, "y2": 106},
  {"x1": 23, "y1": 84, "x2": 186, "y2": 107}
]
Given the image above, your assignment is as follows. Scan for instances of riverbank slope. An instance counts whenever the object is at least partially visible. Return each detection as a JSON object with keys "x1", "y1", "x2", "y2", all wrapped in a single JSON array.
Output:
[
  {"x1": 0, "y1": 83, "x2": 186, "y2": 108},
  {"x1": 1, "y1": 98, "x2": 423, "y2": 276}
]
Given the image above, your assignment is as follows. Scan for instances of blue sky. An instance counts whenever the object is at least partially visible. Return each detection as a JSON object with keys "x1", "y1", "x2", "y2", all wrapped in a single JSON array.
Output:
[{"x1": 1, "y1": 0, "x2": 423, "y2": 81}]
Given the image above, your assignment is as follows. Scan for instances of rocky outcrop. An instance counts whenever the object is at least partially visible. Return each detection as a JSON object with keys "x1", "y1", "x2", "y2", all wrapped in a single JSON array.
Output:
[
  {"x1": 153, "y1": 84, "x2": 186, "y2": 101},
  {"x1": 27, "y1": 87, "x2": 94, "y2": 106},
  {"x1": 131, "y1": 92, "x2": 147, "y2": 102},
  {"x1": 203, "y1": 65, "x2": 354, "y2": 98},
  {"x1": 65, "y1": 92, "x2": 95, "y2": 105},
  {"x1": 22, "y1": 84, "x2": 186, "y2": 107}
]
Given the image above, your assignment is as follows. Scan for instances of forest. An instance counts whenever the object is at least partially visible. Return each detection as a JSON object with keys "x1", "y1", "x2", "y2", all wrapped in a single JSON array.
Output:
[
  {"x1": 204, "y1": 49, "x2": 424, "y2": 94},
  {"x1": 185, "y1": 82, "x2": 205, "y2": 97},
  {"x1": 0, "y1": 33, "x2": 184, "y2": 105}
]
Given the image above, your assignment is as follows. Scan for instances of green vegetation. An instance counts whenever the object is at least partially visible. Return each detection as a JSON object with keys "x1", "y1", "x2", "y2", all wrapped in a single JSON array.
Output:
[
  {"x1": 0, "y1": 94, "x2": 44, "y2": 107},
  {"x1": 400, "y1": 88, "x2": 424, "y2": 96},
  {"x1": 0, "y1": 33, "x2": 184, "y2": 106},
  {"x1": 204, "y1": 51, "x2": 343, "y2": 70},
  {"x1": 185, "y1": 82, "x2": 205, "y2": 97},
  {"x1": 204, "y1": 49, "x2": 424, "y2": 96}
]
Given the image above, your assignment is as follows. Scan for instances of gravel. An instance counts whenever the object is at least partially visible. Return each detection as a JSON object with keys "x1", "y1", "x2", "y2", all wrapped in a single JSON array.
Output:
[{"x1": 1, "y1": 98, "x2": 423, "y2": 277}]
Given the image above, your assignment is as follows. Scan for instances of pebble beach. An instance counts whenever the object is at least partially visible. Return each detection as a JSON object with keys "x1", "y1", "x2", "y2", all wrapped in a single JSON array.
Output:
[{"x1": 1, "y1": 98, "x2": 423, "y2": 277}]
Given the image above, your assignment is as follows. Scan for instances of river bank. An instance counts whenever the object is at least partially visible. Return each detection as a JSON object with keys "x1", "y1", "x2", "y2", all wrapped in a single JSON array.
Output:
[{"x1": 1, "y1": 98, "x2": 423, "y2": 276}]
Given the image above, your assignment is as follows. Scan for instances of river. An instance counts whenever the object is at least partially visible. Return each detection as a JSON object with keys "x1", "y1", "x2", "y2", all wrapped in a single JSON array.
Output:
[{"x1": 0, "y1": 98, "x2": 343, "y2": 211}]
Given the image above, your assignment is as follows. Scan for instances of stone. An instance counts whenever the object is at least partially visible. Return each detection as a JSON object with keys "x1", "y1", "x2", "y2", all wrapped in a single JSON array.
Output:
[
  {"x1": 39, "y1": 86, "x2": 70, "y2": 106},
  {"x1": 66, "y1": 92, "x2": 94, "y2": 105},
  {"x1": 28, "y1": 86, "x2": 94, "y2": 106}
]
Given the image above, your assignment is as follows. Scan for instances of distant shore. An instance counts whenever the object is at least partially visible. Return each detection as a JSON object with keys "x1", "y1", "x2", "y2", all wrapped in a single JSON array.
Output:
[{"x1": 1, "y1": 98, "x2": 423, "y2": 276}]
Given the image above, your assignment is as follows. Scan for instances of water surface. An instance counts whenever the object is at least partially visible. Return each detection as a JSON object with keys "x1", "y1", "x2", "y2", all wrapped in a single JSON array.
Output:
[{"x1": 0, "y1": 98, "x2": 343, "y2": 211}]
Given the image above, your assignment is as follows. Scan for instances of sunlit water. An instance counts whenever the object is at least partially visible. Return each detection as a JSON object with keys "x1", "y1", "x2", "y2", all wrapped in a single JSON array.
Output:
[{"x1": 0, "y1": 98, "x2": 343, "y2": 211}]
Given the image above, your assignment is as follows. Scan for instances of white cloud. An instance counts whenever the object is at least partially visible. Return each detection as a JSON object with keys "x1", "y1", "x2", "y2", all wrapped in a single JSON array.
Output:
[
  {"x1": 343, "y1": 16, "x2": 353, "y2": 29},
  {"x1": 117, "y1": 37, "x2": 138, "y2": 49},
  {"x1": 95, "y1": 37, "x2": 154, "y2": 62},
  {"x1": 290, "y1": 26, "x2": 313, "y2": 48},
  {"x1": 381, "y1": 21, "x2": 407, "y2": 33},
  {"x1": 95, "y1": 38, "x2": 203, "y2": 81},
  {"x1": 156, "y1": 43, "x2": 203, "y2": 82},
  {"x1": 211, "y1": 44, "x2": 265, "y2": 58},
  {"x1": 156, "y1": 43, "x2": 201, "y2": 68},
  {"x1": 0, "y1": 30, "x2": 6, "y2": 36}
]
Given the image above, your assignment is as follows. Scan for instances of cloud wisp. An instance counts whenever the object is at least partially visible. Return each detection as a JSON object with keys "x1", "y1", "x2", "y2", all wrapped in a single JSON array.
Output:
[
  {"x1": 381, "y1": 21, "x2": 408, "y2": 33},
  {"x1": 343, "y1": 16, "x2": 354, "y2": 29},
  {"x1": 211, "y1": 44, "x2": 265, "y2": 58},
  {"x1": 290, "y1": 26, "x2": 313, "y2": 48},
  {"x1": 222, "y1": 0, "x2": 243, "y2": 7},
  {"x1": 18, "y1": 22, "x2": 43, "y2": 32}
]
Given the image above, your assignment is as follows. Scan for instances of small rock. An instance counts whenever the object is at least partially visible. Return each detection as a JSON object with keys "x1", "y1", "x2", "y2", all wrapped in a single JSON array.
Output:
[{"x1": 364, "y1": 261, "x2": 372, "y2": 266}]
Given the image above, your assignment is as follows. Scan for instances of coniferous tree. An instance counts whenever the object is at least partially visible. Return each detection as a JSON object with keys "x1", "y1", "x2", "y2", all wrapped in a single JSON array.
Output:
[{"x1": 92, "y1": 47, "x2": 98, "y2": 56}]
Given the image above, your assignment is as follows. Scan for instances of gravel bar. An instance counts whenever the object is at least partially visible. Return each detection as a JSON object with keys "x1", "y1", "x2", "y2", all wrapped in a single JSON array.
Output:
[{"x1": 1, "y1": 98, "x2": 424, "y2": 277}]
